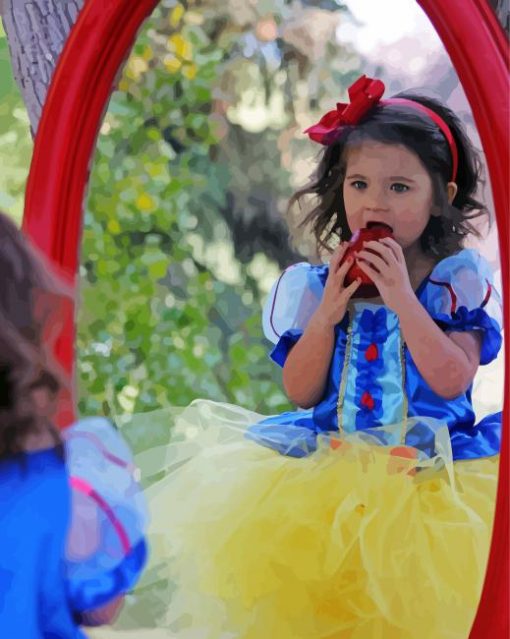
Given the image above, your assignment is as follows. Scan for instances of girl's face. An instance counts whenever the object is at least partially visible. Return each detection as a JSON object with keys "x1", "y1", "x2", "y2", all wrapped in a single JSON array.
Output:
[{"x1": 342, "y1": 141, "x2": 435, "y2": 254}]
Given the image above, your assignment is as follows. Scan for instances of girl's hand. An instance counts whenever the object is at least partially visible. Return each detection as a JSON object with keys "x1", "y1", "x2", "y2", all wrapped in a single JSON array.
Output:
[
  {"x1": 78, "y1": 595, "x2": 125, "y2": 626},
  {"x1": 314, "y1": 242, "x2": 362, "y2": 328},
  {"x1": 355, "y1": 237, "x2": 415, "y2": 314}
]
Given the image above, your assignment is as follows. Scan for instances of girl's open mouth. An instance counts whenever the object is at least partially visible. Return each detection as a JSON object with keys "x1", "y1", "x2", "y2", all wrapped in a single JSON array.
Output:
[{"x1": 366, "y1": 221, "x2": 393, "y2": 233}]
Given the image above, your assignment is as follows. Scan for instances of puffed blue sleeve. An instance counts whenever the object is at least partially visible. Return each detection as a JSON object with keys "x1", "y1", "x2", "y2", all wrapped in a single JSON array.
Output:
[
  {"x1": 422, "y1": 249, "x2": 503, "y2": 365},
  {"x1": 64, "y1": 418, "x2": 149, "y2": 614},
  {"x1": 262, "y1": 262, "x2": 327, "y2": 367}
]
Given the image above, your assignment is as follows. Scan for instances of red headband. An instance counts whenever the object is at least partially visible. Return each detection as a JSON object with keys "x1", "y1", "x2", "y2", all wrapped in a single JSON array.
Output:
[{"x1": 304, "y1": 75, "x2": 458, "y2": 182}]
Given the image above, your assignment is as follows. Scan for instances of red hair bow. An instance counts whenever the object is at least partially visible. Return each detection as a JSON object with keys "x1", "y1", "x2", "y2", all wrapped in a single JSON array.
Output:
[{"x1": 304, "y1": 75, "x2": 385, "y2": 145}]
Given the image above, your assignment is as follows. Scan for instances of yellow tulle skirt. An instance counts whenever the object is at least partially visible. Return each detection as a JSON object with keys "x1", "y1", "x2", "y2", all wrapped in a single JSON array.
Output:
[{"x1": 130, "y1": 400, "x2": 499, "y2": 639}]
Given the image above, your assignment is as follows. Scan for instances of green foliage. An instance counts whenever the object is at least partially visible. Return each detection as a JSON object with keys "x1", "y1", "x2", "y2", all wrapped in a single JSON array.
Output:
[
  {"x1": 0, "y1": 31, "x2": 32, "y2": 223},
  {"x1": 1, "y1": 1, "x2": 361, "y2": 444},
  {"x1": 77, "y1": 1, "x2": 296, "y2": 423},
  {"x1": 76, "y1": 0, "x2": 362, "y2": 430}
]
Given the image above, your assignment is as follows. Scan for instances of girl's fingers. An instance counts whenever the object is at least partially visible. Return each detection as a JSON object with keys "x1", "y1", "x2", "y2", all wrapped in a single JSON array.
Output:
[
  {"x1": 343, "y1": 277, "x2": 362, "y2": 299},
  {"x1": 361, "y1": 241, "x2": 392, "y2": 264},
  {"x1": 378, "y1": 237, "x2": 403, "y2": 262},
  {"x1": 356, "y1": 258, "x2": 382, "y2": 284},
  {"x1": 330, "y1": 242, "x2": 348, "y2": 272},
  {"x1": 356, "y1": 250, "x2": 386, "y2": 273},
  {"x1": 335, "y1": 254, "x2": 355, "y2": 283},
  {"x1": 327, "y1": 243, "x2": 348, "y2": 286}
]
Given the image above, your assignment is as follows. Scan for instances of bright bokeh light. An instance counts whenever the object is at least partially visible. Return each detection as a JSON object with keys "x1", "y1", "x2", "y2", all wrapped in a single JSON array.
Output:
[{"x1": 337, "y1": 0, "x2": 443, "y2": 57}]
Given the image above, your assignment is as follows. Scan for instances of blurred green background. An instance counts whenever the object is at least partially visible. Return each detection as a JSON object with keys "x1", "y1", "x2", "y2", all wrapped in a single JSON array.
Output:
[
  {"x1": 0, "y1": 22, "x2": 32, "y2": 223},
  {"x1": 0, "y1": 0, "x2": 363, "y2": 437}
]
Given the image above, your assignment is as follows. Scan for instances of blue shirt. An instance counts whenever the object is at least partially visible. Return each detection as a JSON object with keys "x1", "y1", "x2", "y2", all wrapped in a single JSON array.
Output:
[{"x1": 0, "y1": 447, "x2": 85, "y2": 639}]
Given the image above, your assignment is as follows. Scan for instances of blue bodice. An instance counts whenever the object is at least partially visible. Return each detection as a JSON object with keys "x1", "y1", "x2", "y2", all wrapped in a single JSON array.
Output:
[{"x1": 250, "y1": 249, "x2": 503, "y2": 460}]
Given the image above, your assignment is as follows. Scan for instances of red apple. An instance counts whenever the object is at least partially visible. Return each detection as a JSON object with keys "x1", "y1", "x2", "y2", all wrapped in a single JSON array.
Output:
[{"x1": 340, "y1": 223, "x2": 394, "y2": 298}]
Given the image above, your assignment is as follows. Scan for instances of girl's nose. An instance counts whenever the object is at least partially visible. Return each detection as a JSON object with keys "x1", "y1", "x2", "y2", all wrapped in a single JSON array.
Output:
[{"x1": 363, "y1": 188, "x2": 389, "y2": 211}]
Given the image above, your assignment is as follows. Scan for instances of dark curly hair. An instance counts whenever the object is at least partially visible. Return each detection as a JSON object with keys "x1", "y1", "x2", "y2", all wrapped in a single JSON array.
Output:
[
  {"x1": 0, "y1": 212, "x2": 71, "y2": 459},
  {"x1": 289, "y1": 91, "x2": 489, "y2": 259}
]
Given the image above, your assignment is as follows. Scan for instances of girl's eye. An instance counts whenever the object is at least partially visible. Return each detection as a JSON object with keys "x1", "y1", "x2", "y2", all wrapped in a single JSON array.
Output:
[
  {"x1": 351, "y1": 180, "x2": 367, "y2": 190},
  {"x1": 391, "y1": 183, "x2": 410, "y2": 193}
]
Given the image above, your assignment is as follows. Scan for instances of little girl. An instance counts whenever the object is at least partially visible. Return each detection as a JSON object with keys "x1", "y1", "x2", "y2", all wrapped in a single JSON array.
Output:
[
  {"x1": 0, "y1": 212, "x2": 148, "y2": 636},
  {"x1": 144, "y1": 75, "x2": 503, "y2": 639}
]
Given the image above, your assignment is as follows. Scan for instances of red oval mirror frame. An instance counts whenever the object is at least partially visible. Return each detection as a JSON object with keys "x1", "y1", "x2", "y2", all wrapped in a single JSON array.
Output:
[{"x1": 21, "y1": 0, "x2": 509, "y2": 635}]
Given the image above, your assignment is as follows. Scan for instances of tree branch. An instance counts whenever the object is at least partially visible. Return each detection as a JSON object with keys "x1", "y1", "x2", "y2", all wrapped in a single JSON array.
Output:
[
  {"x1": 488, "y1": 0, "x2": 510, "y2": 35},
  {"x1": 1, "y1": 0, "x2": 84, "y2": 136}
]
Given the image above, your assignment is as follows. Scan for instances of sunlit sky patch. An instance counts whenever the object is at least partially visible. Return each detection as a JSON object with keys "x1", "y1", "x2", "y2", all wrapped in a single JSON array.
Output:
[{"x1": 337, "y1": 0, "x2": 442, "y2": 57}]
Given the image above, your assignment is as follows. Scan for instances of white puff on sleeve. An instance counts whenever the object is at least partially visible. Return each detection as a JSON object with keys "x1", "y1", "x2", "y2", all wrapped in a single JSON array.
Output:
[
  {"x1": 422, "y1": 249, "x2": 503, "y2": 365},
  {"x1": 262, "y1": 262, "x2": 326, "y2": 366},
  {"x1": 64, "y1": 417, "x2": 149, "y2": 614}
]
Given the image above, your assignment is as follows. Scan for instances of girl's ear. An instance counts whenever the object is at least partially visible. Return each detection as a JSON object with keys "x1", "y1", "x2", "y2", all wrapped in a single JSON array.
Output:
[{"x1": 446, "y1": 182, "x2": 458, "y2": 204}]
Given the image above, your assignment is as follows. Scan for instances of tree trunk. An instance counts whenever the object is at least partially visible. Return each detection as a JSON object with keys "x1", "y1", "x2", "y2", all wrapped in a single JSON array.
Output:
[
  {"x1": 489, "y1": 0, "x2": 510, "y2": 34},
  {"x1": 1, "y1": 0, "x2": 84, "y2": 136}
]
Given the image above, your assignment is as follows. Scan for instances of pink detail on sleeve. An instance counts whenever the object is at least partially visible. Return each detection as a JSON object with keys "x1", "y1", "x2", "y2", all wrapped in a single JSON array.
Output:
[
  {"x1": 66, "y1": 430, "x2": 133, "y2": 470},
  {"x1": 429, "y1": 278, "x2": 458, "y2": 314},
  {"x1": 480, "y1": 279, "x2": 492, "y2": 309},
  {"x1": 269, "y1": 267, "x2": 292, "y2": 339},
  {"x1": 70, "y1": 476, "x2": 131, "y2": 555}
]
